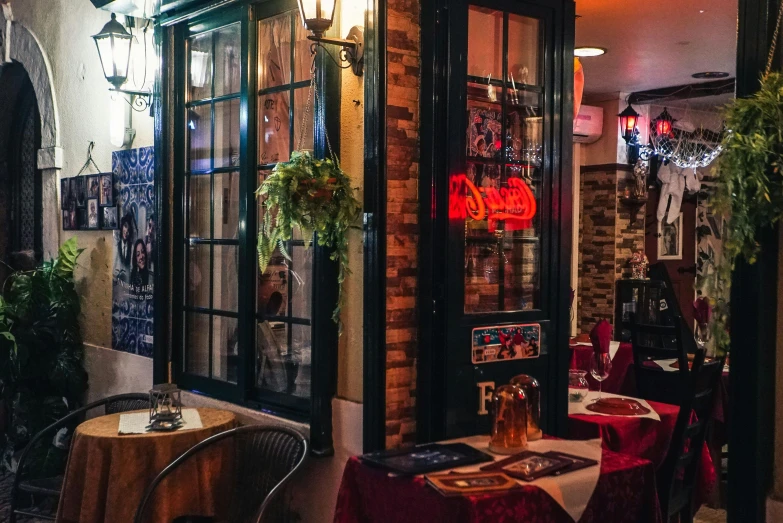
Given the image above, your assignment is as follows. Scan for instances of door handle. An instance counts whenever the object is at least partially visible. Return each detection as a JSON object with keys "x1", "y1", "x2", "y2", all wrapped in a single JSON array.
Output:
[{"x1": 677, "y1": 265, "x2": 697, "y2": 275}]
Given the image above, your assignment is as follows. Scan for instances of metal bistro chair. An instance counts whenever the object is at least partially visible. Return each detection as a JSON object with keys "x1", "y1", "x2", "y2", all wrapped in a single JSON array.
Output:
[
  {"x1": 630, "y1": 314, "x2": 692, "y2": 405},
  {"x1": 657, "y1": 349, "x2": 726, "y2": 523},
  {"x1": 134, "y1": 425, "x2": 308, "y2": 523},
  {"x1": 10, "y1": 392, "x2": 150, "y2": 522}
]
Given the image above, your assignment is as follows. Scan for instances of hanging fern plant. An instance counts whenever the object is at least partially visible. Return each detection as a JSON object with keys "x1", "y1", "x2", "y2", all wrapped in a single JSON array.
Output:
[
  {"x1": 709, "y1": 71, "x2": 783, "y2": 352},
  {"x1": 256, "y1": 150, "x2": 361, "y2": 330}
]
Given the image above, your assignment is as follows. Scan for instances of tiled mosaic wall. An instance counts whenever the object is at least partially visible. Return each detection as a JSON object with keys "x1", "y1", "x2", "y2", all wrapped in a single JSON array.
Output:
[
  {"x1": 385, "y1": 0, "x2": 420, "y2": 449},
  {"x1": 577, "y1": 165, "x2": 644, "y2": 334}
]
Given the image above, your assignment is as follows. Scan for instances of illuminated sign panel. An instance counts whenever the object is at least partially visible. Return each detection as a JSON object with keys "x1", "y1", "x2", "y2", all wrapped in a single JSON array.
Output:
[{"x1": 449, "y1": 174, "x2": 537, "y2": 231}]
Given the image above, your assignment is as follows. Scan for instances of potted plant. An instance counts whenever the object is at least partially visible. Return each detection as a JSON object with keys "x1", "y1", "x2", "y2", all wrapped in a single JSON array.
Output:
[
  {"x1": 256, "y1": 151, "x2": 361, "y2": 330},
  {"x1": 0, "y1": 237, "x2": 88, "y2": 472}
]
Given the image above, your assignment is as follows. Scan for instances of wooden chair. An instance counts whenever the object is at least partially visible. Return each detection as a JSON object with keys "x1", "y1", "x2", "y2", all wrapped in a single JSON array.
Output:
[
  {"x1": 134, "y1": 425, "x2": 308, "y2": 523},
  {"x1": 10, "y1": 393, "x2": 150, "y2": 522},
  {"x1": 630, "y1": 315, "x2": 691, "y2": 405},
  {"x1": 657, "y1": 349, "x2": 726, "y2": 523}
]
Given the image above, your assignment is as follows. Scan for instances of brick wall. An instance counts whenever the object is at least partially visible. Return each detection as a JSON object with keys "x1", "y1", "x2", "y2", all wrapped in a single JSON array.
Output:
[
  {"x1": 577, "y1": 165, "x2": 644, "y2": 334},
  {"x1": 385, "y1": 0, "x2": 420, "y2": 449}
]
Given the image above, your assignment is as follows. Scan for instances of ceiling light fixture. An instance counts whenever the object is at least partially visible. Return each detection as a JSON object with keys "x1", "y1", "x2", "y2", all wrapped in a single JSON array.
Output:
[
  {"x1": 692, "y1": 71, "x2": 730, "y2": 79},
  {"x1": 574, "y1": 47, "x2": 606, "y2": 57}
]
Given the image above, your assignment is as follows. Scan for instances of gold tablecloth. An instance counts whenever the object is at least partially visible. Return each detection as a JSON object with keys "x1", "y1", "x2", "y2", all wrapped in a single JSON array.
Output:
[{"x1": 56, "y1": 408, "x2": 237, "y2": 523}]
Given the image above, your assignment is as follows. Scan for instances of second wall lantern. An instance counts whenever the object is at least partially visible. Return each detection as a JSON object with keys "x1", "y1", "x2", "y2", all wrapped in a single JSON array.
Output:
[{"x1": 296, "y1": 0, "x2": 364, "y2": 76}]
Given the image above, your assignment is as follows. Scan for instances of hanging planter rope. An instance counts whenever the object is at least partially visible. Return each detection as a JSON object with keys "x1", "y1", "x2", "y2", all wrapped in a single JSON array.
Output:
[
  {"x1": 256, "y1": 52, "x2": 361, "y2": 332},
  {"x1": 706, "y1": 0, "x2": 783, "y2": 352}
]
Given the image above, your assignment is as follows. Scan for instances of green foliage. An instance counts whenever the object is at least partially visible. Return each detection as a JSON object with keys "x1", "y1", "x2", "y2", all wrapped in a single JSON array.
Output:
[
  {"x1": 709, "y1": 72, "x2": 783, "y2": 353},
  {"x1": 256, "y1": 151, "x2": 362, "y2": 331},
  {"x1": 0, "y1": 237, "x2": 88, "y2": 471}
]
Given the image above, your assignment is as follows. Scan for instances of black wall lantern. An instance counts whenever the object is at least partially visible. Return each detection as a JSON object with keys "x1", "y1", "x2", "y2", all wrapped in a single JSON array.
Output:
[
  {"x1": 93, "y1": 13, "x2": 151, "y2": 111},
  {"x1": 618, "y1": 103, "x2": 641, "y2": 164},
  {"x1": 296, "y1": 0, "x2": 365, "y2": 76}
]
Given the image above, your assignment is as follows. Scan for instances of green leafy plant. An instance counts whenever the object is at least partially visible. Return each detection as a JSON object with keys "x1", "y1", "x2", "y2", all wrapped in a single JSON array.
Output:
[
  {"x1": 256, "y1": 151, "x2": 361, "y2": 329},
  {"x1": 707, "y1": 71, "x2": 783, "y2": 352},
  {"x1": 0, "y1": 237, "x2": 88, "y2": 471}
]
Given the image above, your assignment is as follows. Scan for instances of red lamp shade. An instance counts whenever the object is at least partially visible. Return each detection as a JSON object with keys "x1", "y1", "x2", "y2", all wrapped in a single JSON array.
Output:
[
  {"x1": 618, "y1": 104, "x2": 640, "y2": 144},
  {"x1": 653, "y1": 108, "x2": 675, "y2": 138}
]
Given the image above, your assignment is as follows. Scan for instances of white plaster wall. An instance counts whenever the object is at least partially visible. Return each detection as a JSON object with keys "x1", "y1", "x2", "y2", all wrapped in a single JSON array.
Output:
[
  {"x1": 337, "y1": 2, "x2": 365, "y2": 403},
  {"x1": 9, "y1": 0, "x2": 155, "y2": 397}
]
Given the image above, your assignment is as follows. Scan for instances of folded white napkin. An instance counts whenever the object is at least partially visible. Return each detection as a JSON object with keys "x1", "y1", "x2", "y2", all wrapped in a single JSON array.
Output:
[
  {"x1": 568, "y1": 391, "x2": 660, "y2": 422},
  {"x1": 118, "y1": 408, "x2": 203, "y2": 435}
]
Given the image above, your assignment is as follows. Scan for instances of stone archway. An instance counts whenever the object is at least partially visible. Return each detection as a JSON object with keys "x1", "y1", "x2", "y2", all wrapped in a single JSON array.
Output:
[{"x1": 0, "y1": 3, "x2": 62, "y2": 257}]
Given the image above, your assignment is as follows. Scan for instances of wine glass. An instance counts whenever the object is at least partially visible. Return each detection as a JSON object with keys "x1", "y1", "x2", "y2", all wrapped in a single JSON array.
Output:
[{"x1": 590, "y1": 353, "x2": 612, "y2": 401}]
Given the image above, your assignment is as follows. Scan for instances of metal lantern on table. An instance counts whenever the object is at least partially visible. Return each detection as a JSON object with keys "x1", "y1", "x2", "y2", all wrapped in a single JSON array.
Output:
[
  {"x1": 509, "y1": 374, "x2": 543, "y2": 441},
  {"x1": 489, "y1": 384, "x2": 528, "y2": 454},
  {"x1": 149, "y1": 383, "x2": 182, "y2": 426}
]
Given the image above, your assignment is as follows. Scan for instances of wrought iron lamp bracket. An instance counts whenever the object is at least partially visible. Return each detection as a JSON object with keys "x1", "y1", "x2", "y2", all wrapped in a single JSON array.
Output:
[{"x1": 307, "y1": 25, "x2": 364, "y2": 76}]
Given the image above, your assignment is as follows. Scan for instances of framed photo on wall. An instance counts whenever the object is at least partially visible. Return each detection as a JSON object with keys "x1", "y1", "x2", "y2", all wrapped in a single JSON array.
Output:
[
  {"x1": 62, "y1": 208, "x2": 77, "y2": 231},
  {"x1": 87, "y1": 175, "x2": 100, "y2": 200},
  {"x1": 86, "y1": 198, "x2": 100, "y2": 230},
  {"x1": 102, "y1": 205, "x2": 119, "y2": 230},
  {"x1": 99, "y1": 173, "x2": 114, "y2": 207},
  {"x1": 73, "y1": 176, "x2": 87, "y2": 208},
  {"x1": 60, "y1": 178, "x2": 72, "y2": 210},
  {"x1": 658, "y1": 212, "x2": 683, "y2": 260}
]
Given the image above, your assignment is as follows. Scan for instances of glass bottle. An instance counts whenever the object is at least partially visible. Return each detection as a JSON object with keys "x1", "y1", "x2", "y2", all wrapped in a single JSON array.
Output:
[
  {"x1": 489, "y1": 384, "x2": 528, "y2": 454},
  {"x1": 509, "y1": 374, "x2": 543, "y2": 440}
]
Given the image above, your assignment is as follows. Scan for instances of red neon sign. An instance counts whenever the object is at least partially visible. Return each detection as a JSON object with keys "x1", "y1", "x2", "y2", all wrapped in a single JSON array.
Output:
[{"x1": 449, "y1": 174, "x2": 537, "y2": 231}]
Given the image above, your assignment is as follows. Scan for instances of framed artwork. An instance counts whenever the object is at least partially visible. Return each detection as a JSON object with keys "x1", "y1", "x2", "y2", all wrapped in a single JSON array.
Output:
[
  {"x1": 77, "y1": 209, "x2": 88, "y2": 229},
  {"x1": 60, "y1": 178, "x2": 72, "y2": 210},
  {"x1": 73, "y1": 176, "x2": 87, "y2": 208},
  {"x1": 62, "y1": 208, "x2": 77, "y2": 231},
  {"x1": 87, "y1": 175, "x2": 101, "y2": 200},
  {"x1": 467, "y1": 107, "x2": 502, "y2": 159},
  {"x1": 471, "y1": 324, "x2": 541, "y2": 364},
  {"x1": 99, "y1": 173, "x2": 114, "y2": 207},
  {"x1": 102, "y1": 205, "x2": 119, "y2": 230},
  {"x1": 658, "y1": 213, "x2": 683, "y2": 260},
  {"x1": 86, "y1": 198, "x2": 100, "y2": 230}
]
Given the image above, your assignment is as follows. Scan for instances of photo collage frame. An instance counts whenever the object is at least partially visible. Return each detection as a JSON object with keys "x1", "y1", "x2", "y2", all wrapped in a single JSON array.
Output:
[{"x1": 61, "y1": 173, "x2": 118, "y2": 231}]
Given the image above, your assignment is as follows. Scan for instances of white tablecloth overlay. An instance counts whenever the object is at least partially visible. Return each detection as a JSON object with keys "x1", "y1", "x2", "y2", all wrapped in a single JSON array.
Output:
[
  {"x1": 651, "y1": 358, "x2": 680, "y2": 372},
  {"x1": 443, "y1": 435, "x2": 603, "y2": 522},
  {"x1": 568, "y1": 391, "x2": 660, "y2": 422},
  {"x1": 118, "y1": 408, "x2": 204, "y2": 435},
  {"x1": 571, "y1": 341, "x2": 621, "y2": 360}
]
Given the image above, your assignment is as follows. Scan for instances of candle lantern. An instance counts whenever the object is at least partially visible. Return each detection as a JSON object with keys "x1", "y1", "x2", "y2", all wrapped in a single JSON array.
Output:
[
  {"x1": 489, "y1": 384, "x2": 528, "y2": 454},
  {"x1": 509, "y1": 374, "x2": 543, "y2": 440},
  {"x1": 149, "y1": 383, "x2": 182, "y2": 428}
]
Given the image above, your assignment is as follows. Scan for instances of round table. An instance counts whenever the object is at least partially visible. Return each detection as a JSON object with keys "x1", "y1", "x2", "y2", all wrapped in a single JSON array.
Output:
[{"x1": 56, "y1": 408, "x2": 237, "y2": 523}]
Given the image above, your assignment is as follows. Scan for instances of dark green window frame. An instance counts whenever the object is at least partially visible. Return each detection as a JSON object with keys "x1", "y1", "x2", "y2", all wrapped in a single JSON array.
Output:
[{"x1": 162, "y1": 0, "x2": 340, "y2": 454}]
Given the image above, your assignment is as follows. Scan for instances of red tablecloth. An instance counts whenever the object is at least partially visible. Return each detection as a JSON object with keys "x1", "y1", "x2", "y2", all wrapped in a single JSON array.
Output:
[
  {"x1": 570, "y1": 343, "x2": 635, "y2": 395},
  {"x1": 333, "y1": 450, "x2": 661, "y2": 523},
  {"x1": 568, "y1": 399, "x2": 716, "y2": 507}
]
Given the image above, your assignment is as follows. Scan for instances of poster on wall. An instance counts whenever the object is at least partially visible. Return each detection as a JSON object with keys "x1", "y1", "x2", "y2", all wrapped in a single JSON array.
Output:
[
  {"x1": 111, "y1": 147, "x2": 155, "y2": 357},
  {"x1": 472, "y1": 324, "x2": 540, "y2": 364}
]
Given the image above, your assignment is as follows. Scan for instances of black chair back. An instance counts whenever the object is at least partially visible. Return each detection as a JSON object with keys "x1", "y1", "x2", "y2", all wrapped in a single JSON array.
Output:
[
  {"x1": 630, "y1": 315, "x2": 690, "y2": 405},
  {"x1": 10, "y1": 393, "x2": 150, "y2": 523},
  {"x1": 658, "y1": 349, "x2": 726, "y2": 522},
  {"x1": 134, "y1": 425, "x2": 308, "y2": 523}
]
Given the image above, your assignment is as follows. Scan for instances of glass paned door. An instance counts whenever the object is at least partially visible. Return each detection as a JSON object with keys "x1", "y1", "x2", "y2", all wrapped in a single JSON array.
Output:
[
  {"x1": 461, "y1": 6, "x2": 543, "y2": 315},
  {"x1": 256, "y1": 11, "x2": 314, "y2": 403},
  {"x1": 183, "y1": 22, "x2": 241, "y2": 384}
]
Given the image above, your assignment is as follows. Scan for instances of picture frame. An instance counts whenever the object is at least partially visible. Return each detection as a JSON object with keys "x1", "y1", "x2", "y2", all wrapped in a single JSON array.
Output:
[
  {"x1": 86, "y1": 198, "x2": 100, "y2": 230},
  {"x1": 73, "y1": 176, "x2": 87, "y2": 208},
  {"x1": 60, "y1": 178, "x2": 72, "y2": 210},
  {"x1": 360, "y1": 443, "x2": 493, "y2": 475},
  {"x1": 77, "y1": 209, "x2": 88, "y2": 229},
  {"x1": 480, "y1": 450, "x2": 571, "y2": 482},
  {"x1": 101, "y1": 205, "x2": 119, "y2": 230},
  {"x1": 472, "y1": 324, "x2": 541, "y2": 364},
  {"x1": 99, "y1": 173, "x2": 114, "y2": 207},
  {"x1": 658, "y1": 212, "x2": 683, "y2": 260},
  {"x1": 87, "y1": 175, "x2": 101, "y2": 200},
  {"x1": 62, "y1": 208, "x2": 77, "y2": 231}
]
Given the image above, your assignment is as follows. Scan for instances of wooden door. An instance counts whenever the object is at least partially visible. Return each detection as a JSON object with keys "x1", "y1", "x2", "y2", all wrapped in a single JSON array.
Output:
[{"x1": 644, "y1": 185, "x2": 696, "y2": 327}]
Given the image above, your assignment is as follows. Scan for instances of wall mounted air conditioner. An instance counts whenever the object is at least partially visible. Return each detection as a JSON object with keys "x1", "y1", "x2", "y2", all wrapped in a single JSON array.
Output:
[{"x1": 574, "y1": 105, "x2": 603, "y2": 144}]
